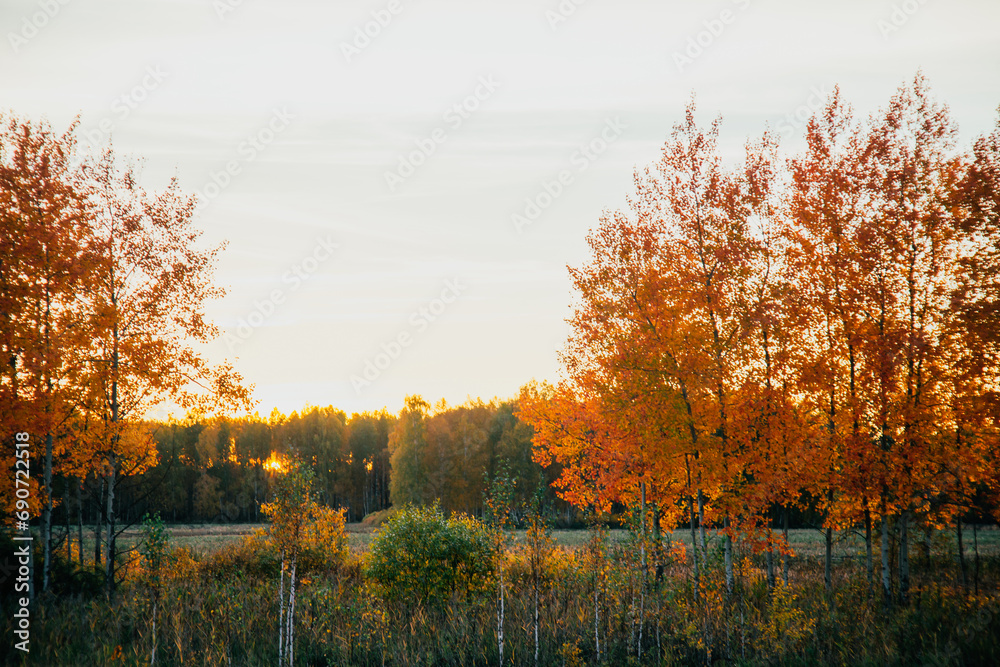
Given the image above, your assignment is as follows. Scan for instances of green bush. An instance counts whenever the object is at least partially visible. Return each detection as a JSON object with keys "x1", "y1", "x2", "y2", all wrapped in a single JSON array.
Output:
[{"x1": 365, "y1": 503, "x2": 495, "y2": 606}]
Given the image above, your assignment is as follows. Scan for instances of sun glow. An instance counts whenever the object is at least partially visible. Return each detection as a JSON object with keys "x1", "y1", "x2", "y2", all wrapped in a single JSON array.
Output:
[{"x1": 263, "y1": 452, "x2": 286, "y2": 473}]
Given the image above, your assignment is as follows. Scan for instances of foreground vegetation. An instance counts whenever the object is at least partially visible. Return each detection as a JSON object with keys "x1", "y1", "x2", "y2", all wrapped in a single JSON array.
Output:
[{"x1": 3, "y1": 514, "x2": 998, "y2": 666}]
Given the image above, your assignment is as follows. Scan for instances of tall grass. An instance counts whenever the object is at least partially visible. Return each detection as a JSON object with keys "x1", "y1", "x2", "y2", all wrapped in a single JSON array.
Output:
[{"x1": 2, "y1": 528, "x2": 998, "y2": 666}]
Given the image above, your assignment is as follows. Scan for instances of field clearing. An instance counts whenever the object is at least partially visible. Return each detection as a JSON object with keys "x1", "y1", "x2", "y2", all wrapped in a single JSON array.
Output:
[{"x1": 66, "y1": 521, "x2": 1000, "y2": 562}]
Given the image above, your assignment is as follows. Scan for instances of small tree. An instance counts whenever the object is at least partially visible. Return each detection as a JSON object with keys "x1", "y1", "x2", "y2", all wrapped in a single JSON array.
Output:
[
  {"x1": 484, "y1": 461, "x2": 516, "y2": 665},
  {"x1": 261, "y1": 459, "x2": 313, "y2": 667},
  {"x1": 585, "y1": 512, "x2": 609, "y2": 663},
  {"x1": 139, "y1": 512, "x2": 169, "y2": 666},
  {"x1": 523, "y1": 486, "x2": 555, "y2": 667}
]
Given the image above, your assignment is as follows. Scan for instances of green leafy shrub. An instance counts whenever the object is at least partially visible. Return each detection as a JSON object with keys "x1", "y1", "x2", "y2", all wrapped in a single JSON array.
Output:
[{"x1": 365, "y1": 503, "x2": 494, "y2": 606}]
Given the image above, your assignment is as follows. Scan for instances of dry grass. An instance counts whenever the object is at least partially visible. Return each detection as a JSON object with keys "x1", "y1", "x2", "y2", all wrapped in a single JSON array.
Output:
[
  {"x1": 12, "y1": 521, "x2": 1000, "y2": 666},
  {"x1": 66, "y1": 522, "x2": 1000, "y2": 564}
]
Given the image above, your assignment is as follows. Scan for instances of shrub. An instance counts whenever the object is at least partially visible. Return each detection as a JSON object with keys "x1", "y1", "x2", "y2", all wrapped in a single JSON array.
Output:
[
  {"x1": 365, "y1": 503, "x2": 494, "y2": 606},
  {"x1": 299, "y1": 505, "x2": 349, "y2": 572},
  {"x1": 360, "y1": 507, "x2": 396, "y2": 528}
]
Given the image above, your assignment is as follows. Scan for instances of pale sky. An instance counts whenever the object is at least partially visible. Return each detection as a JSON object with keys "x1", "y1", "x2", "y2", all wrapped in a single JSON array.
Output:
[{"x1": 3, "y1": 0, "x2": 999, "y2": 416}]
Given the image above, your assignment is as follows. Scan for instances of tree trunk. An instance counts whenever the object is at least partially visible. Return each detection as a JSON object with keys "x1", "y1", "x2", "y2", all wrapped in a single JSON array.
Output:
[
  {"x1": 77, "y1": 477, "x2": 84, "y2": 567},
  {"x1": 106, "y1": 334, "x2": 121, "y2": 594},
  {"x1": 43, "y1": 431, "x2": 54, "y2": 592},
  {"x1": 533, "y1": 574, "x2": 539, "y2": 667},
  {"x1": 287, "y1": 557, "x2": 297, "y2": 667},
  {"x1": 94, "y1": 475, "x2": 104, "y2": 567},
  {"x1": 956, "y1": 518, "x2": 967, "y2": 590},
  {"x1": 151, "y1": 598, "x2": 158, "y2": 666},
  {"x1": 653, "y1": 505, "x2": 664, "y2": 583},
  {"x1": 105, "y1": 455, "x2": 117, "y2": 594},
  {"x1": 825, "y1": 487, "x2": 834, "y2": 595},
  {"x1": 689, "y1": 492, "x2": 700, "y2": 601},
  {"x1": 824, "y1": 524, "x2": 833, "y2": 595},
  {"x1": 865, "y1": 506, "x2": 873, "y2": 594},
  {"x1": 640, "y1": 482, "x2": 647, "y2": 575},
  {"x1": 594, "y1": 571, "x2": 600, "y2": 663},
  {"x1": 639, "y1": 481, "x2": 647, "y2": 658},
  {"x1": 766, "y1": 545, "x2": 775, "y2": 591},
  {"x1": 724, "y1": 516, "x2": 734, "y2": 597},
  {"x1": 278, "y1": 549, "x2": 286, "y2": 664},
  {"x1": 498, "y1": 556, "x2": 505, "y2": 665},
  {"x1": 881, "y1": 510, "x2": 891, "y2": 608},
  {"x1": 898, "y1": 509, "x2": 909, "y2": 606},
  {"x1": 697, "y1": 489, "x2": 707, "y2": 559},
  {"x1": 973, "y1": 521, "x2": 980, "y2": 596},
  {"x1": 782, "y1": 506, "x2": 789, "y2": 586},
  {"x1": 65, "y1": 480, "x2": 72, "y2": 563}
]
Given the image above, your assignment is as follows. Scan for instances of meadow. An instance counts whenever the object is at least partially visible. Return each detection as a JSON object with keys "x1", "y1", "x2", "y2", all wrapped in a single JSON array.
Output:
[
  {"x1": 4, "y1": 519, "x2": 998, "y2": 666},
  {"x1": 75, "y1": 521, "x2": 1000, "y2": 560}
]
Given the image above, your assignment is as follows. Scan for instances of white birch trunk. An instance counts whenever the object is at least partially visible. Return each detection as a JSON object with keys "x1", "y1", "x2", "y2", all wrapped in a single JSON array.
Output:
[
  {"x1": 498, "y1": 555, "x2": 505, "y2": 666},
  {"x1": 150, "y1": 599, "x2": 157, "y2": 666},
  {"x1": 287, "y1": 557, "x2": 297, "y2": 667},
  {"x1": 697, "y1": 490, "x2": 707, "y2": 559},
  {"x1": 278, "y1": 549, "x2": 286, "y2": 664},
  {"x1": 724, "y1": 517, "x2": 734, "y2": 596},
  {"x1": 594, "y1": 578, "x2": 600, "y2": 663},
  {"x1": 782, "y1": 507, "x2": 789, "y2": 586},
  {"x1": 533, "y1": 582, "x2": 539, "y2": 667}
]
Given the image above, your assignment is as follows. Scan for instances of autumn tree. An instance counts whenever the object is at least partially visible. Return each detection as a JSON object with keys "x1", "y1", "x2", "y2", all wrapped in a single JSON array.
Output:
[
  {"x1": 388, "y1": 394, "x2": 431, "y2": 507},
  {"x1": 930, "y1": 104, "x2": 1000, "y2": 589},
  {"x1": 347, "y1": 410, "x2": 393, "y2": 518},
  {"x1": 787, "y1": 87, "x2": 879, "y2": 594},
  {"x1": 81, "y1": 147, "x2": 252, "y2": 591},
  {"x1": 786, "y1": 79, "x2": 967, "y2": 604},
  {"x1": 0, "y1": 114, "x2": 96, "y2": 591},
  {"x1": 484, "y1": 459, "x2": 516, "y2": 665},
  {"x1": 278, "y1": 406, "x2": 350, "y2": 510},
  {"x1": 525, "y1": 77, "x2": 998, "y2": 619},
  {"x1": 524, "y1": 99, "x2": 786, "y2": 601},
  {"x1": 388, "y1": 396, "x2": 544, "y2": 516}
]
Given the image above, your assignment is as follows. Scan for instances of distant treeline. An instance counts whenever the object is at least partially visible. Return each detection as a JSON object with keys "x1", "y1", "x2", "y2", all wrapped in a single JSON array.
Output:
[{"x1": 83, "y1": 396, "x2": 569, "y2": 529}]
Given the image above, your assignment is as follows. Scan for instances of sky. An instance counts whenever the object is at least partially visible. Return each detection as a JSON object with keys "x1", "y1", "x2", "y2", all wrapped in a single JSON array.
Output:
[{"x1": 2, "y1": 0, "x2": 999, "y2": 417}]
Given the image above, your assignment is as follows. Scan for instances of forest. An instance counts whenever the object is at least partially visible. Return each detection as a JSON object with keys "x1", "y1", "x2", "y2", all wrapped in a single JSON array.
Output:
[{"x1": 2, "y1": 74, "x2": 1000, "y2": 665}]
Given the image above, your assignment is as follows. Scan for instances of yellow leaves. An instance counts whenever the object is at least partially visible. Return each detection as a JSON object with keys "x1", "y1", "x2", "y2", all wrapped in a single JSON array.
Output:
[
  {"x1": 758, "y1": 580, "x2": 817, "y2": 658},
  {"x1": 303, "y1": 505, "x2": 349, "y2": 558}
]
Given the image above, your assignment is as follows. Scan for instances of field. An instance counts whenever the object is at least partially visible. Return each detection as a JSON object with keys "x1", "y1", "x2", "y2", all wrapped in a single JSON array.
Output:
[
  {"x1": 5, "y1": 515, "x2": 1000, "y2": 666},
  {"x1": 84, "y1": 521, "x2": 1000, "y2": 560}
]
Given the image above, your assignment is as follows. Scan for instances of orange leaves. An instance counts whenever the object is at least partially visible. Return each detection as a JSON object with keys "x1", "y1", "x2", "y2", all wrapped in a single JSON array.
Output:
[
  {"x1": 536, "y1": 97, "x2": 787, "y2": 530},
  {"x1": 524, "y1": 77, "x2": 1000, "y2": 574},
  {"x1": 518, "y1": 382, "x2": 620, "y2": 513}
]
